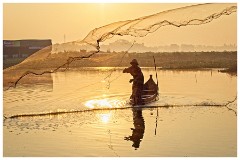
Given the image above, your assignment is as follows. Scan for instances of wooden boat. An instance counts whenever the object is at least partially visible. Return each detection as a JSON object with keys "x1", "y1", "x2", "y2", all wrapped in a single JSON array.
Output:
[{"x1": 130, "y1": 75, "x2": 159, "y2": 105}]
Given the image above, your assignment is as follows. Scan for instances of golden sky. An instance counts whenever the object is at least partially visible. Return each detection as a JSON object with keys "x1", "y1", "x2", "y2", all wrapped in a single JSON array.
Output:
[{"x1": 3, "y1": 3, "x2": 237, "y2": 46}]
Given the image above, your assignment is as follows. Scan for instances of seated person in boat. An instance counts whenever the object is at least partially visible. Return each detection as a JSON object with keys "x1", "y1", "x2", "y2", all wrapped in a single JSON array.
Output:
[{"x1": 123, "y1": 59, "x2": 144, "y2": 105}]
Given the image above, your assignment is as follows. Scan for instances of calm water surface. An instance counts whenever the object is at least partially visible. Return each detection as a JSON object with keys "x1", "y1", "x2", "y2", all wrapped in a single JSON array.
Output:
[{"x1": 3, "y1": 68, "x2": 237, "y2": 157}]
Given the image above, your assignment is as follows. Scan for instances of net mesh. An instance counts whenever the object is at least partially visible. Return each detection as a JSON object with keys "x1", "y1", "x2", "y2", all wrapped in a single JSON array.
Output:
[{"x1": 3, "y1": 3, "x2": 237, "y2": 90}]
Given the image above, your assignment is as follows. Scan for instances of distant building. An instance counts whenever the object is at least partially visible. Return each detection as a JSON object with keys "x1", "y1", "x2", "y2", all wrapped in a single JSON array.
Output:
[
  {"x1": 3, "y1": 39, "x2": 52, "y2": 59},
  {"x1": 181, "y1": 44, "x2": 195, "y2": 52},
  {"x1": 170, "y1": 44, "x2": 180, "y2": 52}
]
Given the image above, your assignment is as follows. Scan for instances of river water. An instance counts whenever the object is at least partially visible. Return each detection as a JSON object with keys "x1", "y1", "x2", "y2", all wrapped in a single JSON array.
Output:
[{"x1": 3, "y1": 68, "x2": 237, "y2": 157}]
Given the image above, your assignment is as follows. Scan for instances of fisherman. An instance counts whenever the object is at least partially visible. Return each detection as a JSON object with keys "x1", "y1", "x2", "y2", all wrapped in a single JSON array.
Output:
[{"x1": 123, "y1": 59, "x2": 144, "y2": 105}]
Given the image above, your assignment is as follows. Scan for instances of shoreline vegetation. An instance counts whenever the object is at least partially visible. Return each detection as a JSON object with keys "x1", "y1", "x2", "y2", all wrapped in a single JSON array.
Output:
[{"x1": 4, "y1": 51, "x2": 237, "y2": 74}]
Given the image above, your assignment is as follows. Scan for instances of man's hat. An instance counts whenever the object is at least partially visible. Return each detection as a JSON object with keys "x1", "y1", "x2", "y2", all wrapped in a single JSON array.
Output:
[{"x1": 130, "y1": 59, "x2": 139, "y2": 65}]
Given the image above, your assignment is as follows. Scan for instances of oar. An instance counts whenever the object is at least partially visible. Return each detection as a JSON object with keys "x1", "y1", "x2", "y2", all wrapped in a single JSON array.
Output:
[
  {"x1": 154, "y1": 107, "x2": 159, "y2": 135},
  {"x1": 153, "y1": 55, "x2": 159, "y2": 135},
  {"x1": 153, "y1": 56, "x2": 159, "y2": 88}
]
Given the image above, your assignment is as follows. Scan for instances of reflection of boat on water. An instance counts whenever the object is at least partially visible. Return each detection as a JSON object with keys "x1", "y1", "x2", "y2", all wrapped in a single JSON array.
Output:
[
  {"x1": 130, "y1": 75, "x2": 159, "y2": 105},
  {"x1": 124, "y1": 108, "x2": 145, "y2": 150}
]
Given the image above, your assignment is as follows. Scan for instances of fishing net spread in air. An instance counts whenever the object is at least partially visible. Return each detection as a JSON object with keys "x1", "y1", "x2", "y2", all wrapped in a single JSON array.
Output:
[
  {"x1": 3, "y1": 3, "x2": 237, "y2": 90},
  {"x1": 3, "y1": 3, "x2": 238, "y2": 120}
]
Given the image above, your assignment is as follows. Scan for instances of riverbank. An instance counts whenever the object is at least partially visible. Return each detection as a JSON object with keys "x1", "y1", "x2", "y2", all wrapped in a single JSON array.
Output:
[{"x1": 3, "y1": 51, "x2": 237, "y2": 72}]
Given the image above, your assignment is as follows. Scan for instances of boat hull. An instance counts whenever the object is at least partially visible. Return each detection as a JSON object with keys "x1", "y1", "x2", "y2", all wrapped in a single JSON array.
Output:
[{"x1": 130, "y1": 75, "x2": 159, "y2": 106}]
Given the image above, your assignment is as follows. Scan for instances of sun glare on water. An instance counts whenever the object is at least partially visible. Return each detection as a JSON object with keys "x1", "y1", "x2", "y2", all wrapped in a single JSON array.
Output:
[
  {"x1": 85, "y1": 99, "x2": 113, "y2": 109},
  {"x1": 98, "y1": 113, "x2": 111, "y2": 124},
  {"x1": 84, "y1": 99, "x2": 114, "y2": 124}
]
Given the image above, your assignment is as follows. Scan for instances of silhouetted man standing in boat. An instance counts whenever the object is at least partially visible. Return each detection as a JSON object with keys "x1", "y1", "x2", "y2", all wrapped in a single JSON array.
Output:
[{"x1": 123, "y1": 59, "x2": 144, "y2": 105}]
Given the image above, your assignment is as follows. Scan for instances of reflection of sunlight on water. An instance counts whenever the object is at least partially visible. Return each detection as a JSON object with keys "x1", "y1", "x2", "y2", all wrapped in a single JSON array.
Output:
[
  {"x1": 84, "y1": 98, "x2": 126, "y2": 124},
  {"x1": 85, "y1": 99, "x2": 113, "y2": 109},
  {"x1": 84, "y1": 98, "x2": 126, "y2": 109},
  {"x1": 98, "y1": 113, "x2": 111, "y2": 124}
]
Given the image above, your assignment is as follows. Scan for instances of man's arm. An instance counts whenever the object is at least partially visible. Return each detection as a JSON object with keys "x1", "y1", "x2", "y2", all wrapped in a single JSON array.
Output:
[{"x1": 123, "y1": 66, "x2": 132, "y2": 73}]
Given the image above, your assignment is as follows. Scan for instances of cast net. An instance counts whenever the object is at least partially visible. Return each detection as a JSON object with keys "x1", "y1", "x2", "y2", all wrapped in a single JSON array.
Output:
[
  {"x1": 3, "y1": 3, "x2": 238, "y2": 119},
  {"x1": 3, "y1": 3, "x2": 237, "y2": 89}
]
